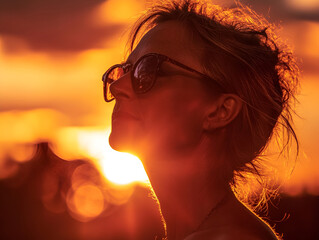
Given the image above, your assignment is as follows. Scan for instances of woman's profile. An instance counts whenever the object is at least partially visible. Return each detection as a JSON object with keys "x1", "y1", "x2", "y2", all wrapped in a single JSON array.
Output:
[{"x1": 102, "y1": 0, "x2": 299, "y2": 239}]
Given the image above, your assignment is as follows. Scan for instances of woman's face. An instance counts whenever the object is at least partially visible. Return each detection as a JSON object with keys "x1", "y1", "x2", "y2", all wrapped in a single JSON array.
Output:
[{"x1": 108, "y1": 21, "x2": 215, "y2": 159}]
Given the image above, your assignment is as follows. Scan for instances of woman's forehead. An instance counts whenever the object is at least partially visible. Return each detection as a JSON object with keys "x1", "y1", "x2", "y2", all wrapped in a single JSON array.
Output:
[{"x1": 127, "y1": 21, "x2": 203, "y2": 69}]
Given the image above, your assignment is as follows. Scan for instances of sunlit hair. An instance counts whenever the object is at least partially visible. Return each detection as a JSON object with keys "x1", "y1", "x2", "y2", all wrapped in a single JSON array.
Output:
[{"x1": 127, "y1": 0, "x2": 299, "y2": 209}]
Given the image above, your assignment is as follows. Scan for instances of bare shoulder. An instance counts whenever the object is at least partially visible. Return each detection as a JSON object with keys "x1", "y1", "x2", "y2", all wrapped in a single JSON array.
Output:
[
  {"x1": 185, "y1": 196, "x2": 280, "y2": 240},
  {"x1": 185, "y1": 225, "x2": 280, "y2": 240}
]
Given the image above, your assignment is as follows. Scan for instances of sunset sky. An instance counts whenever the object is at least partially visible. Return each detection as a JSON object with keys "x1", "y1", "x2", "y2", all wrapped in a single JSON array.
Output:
[{"x1": 1, "y1": 0, "x2": 319, "y2": 197}]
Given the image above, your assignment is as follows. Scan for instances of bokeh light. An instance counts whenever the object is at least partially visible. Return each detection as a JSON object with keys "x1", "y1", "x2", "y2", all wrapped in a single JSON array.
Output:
[{"x1": 67, "y1": 183, "x2": 105, "y2": 222}]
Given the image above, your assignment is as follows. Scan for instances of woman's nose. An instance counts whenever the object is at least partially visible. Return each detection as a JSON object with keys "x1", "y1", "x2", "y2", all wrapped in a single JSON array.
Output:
[{"x1": 110, "y1": 73, "x2": 134, "y2": 100}]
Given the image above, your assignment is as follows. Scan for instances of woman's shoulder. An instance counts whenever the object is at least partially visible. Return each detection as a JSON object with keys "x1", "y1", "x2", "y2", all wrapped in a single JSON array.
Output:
[
  {"x1": 185, "y1": 196, "x2": 280, "y2": 240},
  {"x1": 185, "y1": 224, "x2": 279, "y2": 240}
]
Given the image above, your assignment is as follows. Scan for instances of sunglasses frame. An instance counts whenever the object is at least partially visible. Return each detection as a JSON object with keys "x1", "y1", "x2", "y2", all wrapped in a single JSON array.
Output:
[{"x1": 102, "y1": 52, "x2": 223, "y2": 102}]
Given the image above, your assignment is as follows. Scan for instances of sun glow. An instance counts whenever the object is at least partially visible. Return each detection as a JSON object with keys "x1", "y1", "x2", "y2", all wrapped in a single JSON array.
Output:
[{"x1": 52, "y1": 127, "x2": 149, "y2": 185}]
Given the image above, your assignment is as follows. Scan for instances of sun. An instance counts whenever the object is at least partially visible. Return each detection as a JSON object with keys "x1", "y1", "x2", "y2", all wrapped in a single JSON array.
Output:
[{"x1": 53, "y1": 127, "x2": 149, "y2": 185}]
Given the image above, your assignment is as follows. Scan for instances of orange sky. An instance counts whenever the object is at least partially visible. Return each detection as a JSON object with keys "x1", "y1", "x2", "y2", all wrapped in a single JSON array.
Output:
[{"x1": 1, "y1": 0, "x2": 319, "y2": 196}]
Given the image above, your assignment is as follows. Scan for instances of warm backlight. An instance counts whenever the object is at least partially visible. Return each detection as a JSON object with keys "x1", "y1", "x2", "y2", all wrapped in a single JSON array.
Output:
[
  {"x1": 52, "y1": 127, "x2": 149, "y2": 185},
  {"x1": 101, "y1": 150, "x2": 149, "y2": 185}
]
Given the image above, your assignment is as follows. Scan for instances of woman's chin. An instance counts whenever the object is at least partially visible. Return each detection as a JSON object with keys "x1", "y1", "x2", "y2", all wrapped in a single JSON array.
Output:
[
  {"x1": 108, "y1": 131, "x2": 136, "y2": 154},
  {"x1": 109, "y1": 132, "x2": 123, "y2": 151}
]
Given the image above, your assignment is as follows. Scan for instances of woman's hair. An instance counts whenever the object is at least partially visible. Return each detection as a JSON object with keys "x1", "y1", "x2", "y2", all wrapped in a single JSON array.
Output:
[{"x1": 127, "y1": 0, "x2": 299, "y2": 209}]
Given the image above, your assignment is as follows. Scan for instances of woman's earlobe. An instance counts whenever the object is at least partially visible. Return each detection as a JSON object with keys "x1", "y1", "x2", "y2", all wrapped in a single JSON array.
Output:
[{"x1": 203, "y1": 94, "x2": 242, "y2": 131}]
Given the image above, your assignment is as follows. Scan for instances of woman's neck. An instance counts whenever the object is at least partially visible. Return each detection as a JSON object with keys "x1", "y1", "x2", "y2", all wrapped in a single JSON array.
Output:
[{"x1": 143, "y1": 144, "x2": 229, "y2": 240}]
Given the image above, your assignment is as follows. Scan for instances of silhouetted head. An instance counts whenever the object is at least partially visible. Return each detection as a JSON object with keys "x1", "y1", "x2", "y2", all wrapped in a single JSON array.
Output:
[{"x1": 103, "y1": 0, "x2": 299, "y2": 204}]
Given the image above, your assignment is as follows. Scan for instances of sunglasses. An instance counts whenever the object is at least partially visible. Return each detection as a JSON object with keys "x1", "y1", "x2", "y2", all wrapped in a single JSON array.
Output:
[{"x1": 102, "y1": 52, "x2": 223, "y2": 102}]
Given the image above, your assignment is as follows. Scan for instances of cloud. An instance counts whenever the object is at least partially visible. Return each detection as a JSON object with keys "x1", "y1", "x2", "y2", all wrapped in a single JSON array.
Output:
[{"x1": 0, "y1": 0, "x2": 125, "y2": 52}]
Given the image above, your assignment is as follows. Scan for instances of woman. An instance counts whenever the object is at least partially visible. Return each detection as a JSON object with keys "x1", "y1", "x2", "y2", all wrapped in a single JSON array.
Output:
[{"x1": 102, "y1": 1, "x2": 299, "y2": 239}]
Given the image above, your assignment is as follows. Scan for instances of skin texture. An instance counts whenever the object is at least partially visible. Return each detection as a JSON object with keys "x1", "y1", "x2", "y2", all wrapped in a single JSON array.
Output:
[{"x1": 108, "y1": 20, "x2": 278, "y2": 240}]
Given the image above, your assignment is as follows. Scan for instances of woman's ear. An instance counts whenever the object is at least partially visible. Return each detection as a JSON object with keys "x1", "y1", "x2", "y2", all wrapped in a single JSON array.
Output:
[{"x1": 203, "y1": 94, "x2": 242, "y2": 131}]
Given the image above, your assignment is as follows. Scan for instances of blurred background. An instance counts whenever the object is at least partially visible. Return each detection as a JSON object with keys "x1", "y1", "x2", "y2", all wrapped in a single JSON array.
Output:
[{"x1": 0, "y1": 0, "x2": 318, "y2": 239}]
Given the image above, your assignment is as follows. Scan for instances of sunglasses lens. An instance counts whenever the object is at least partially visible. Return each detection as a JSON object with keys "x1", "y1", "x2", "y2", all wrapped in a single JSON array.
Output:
[
  {"x1": 104, "y1": 66, "x2": 125, "y2": 101},
  {"x1": 110, "y1": 67, "x2": 125, "y2": 81},
  {"x1": 133, "y1": 55, "x2": 159, "y2": 94}
]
